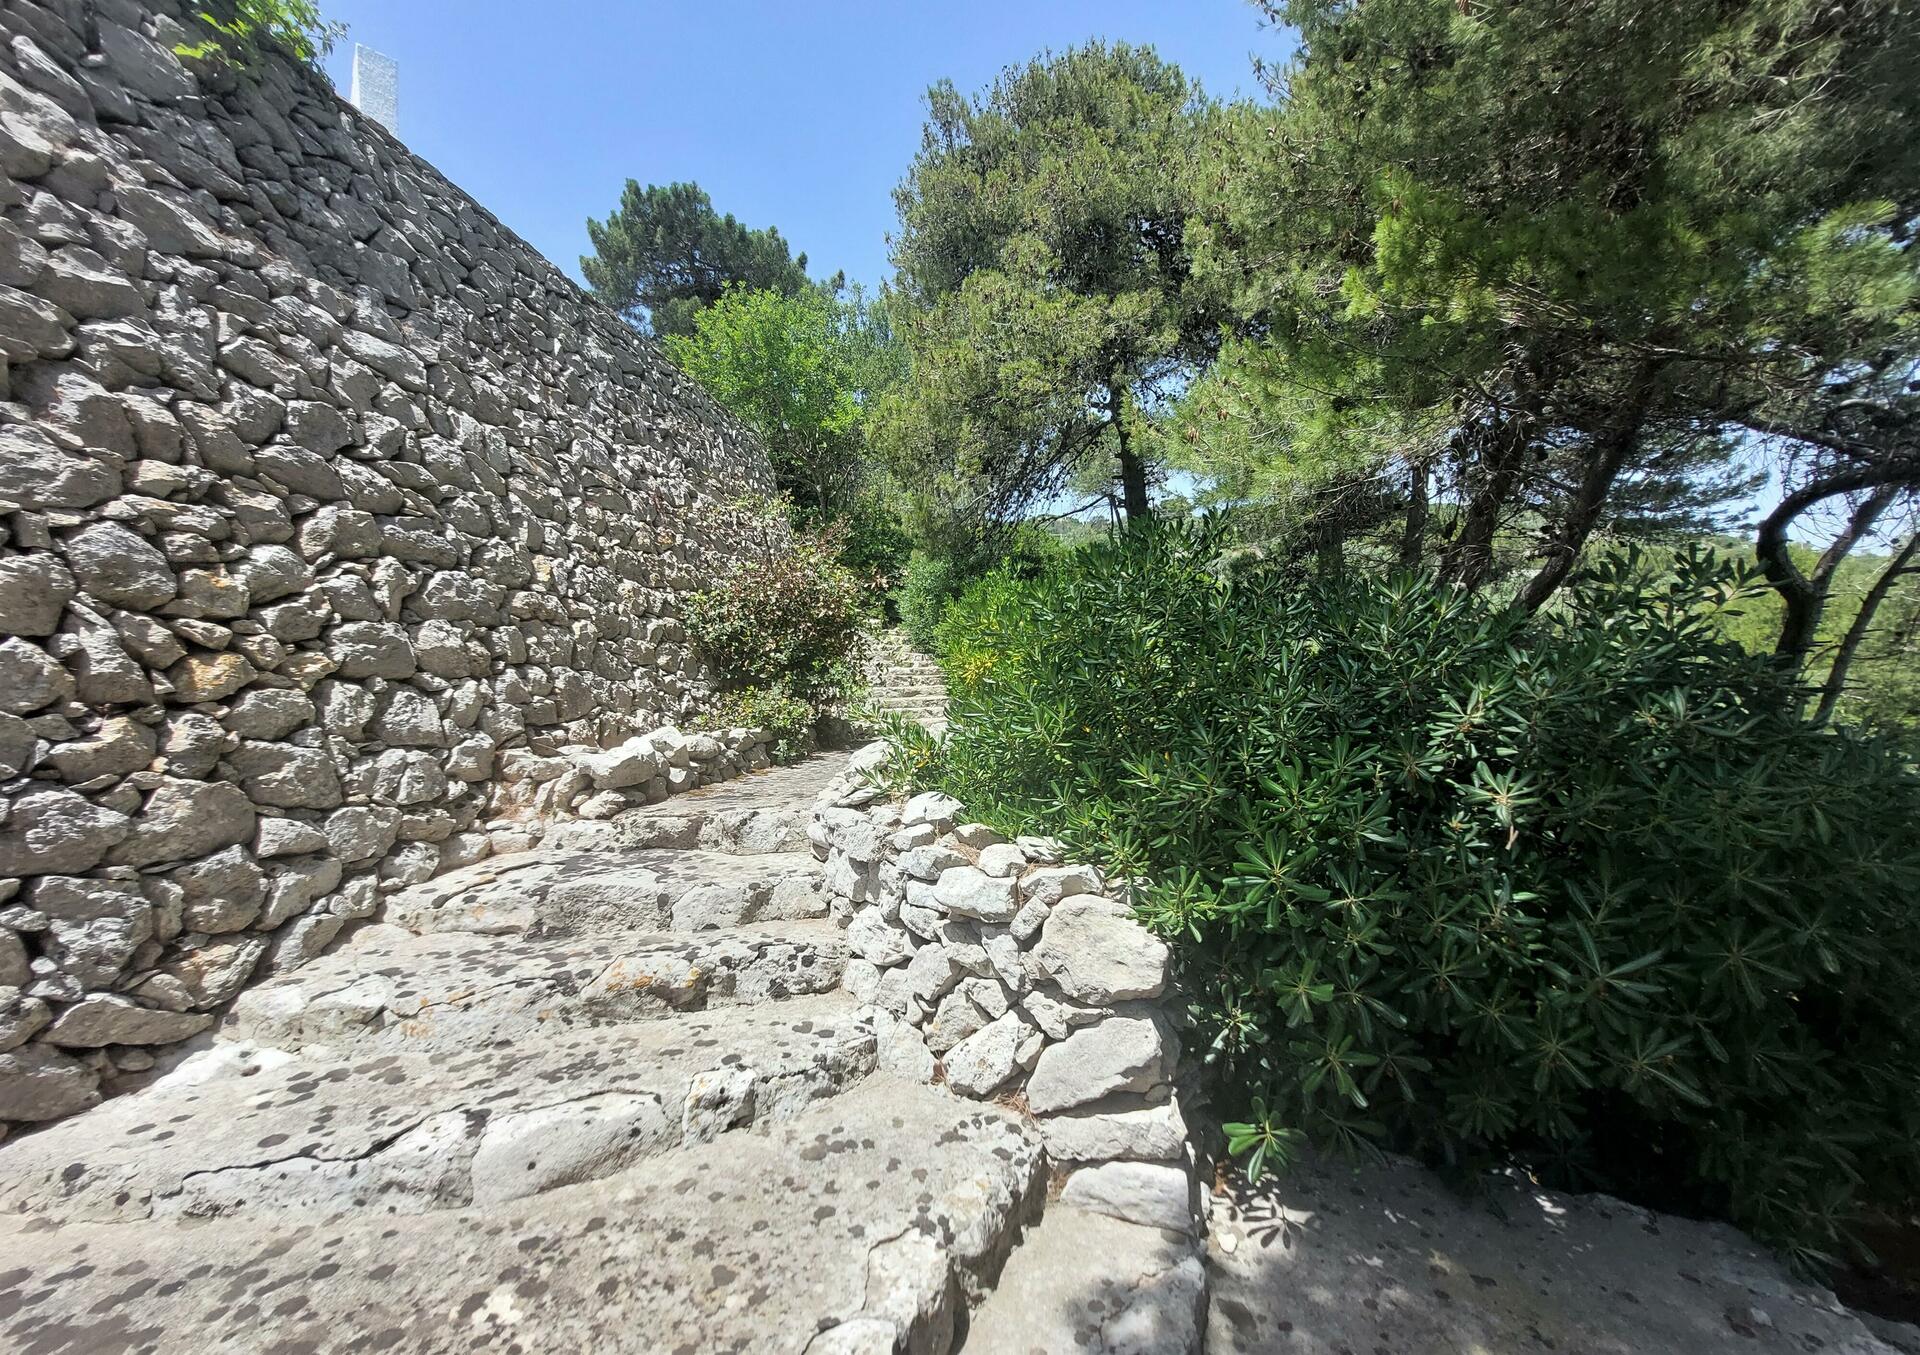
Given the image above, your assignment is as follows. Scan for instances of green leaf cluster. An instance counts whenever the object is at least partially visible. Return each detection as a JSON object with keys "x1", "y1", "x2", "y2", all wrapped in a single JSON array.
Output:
[
  {"x1": 664, "y1": 286, "x2": 878, "y2": 514},
  {"x1": 1168, "y1": 0, "x2": 1920, "y2": 603},
  {"x1": 175, "y1": 0, "x2": 344, "y2": 69},
  {"x1": 906, "y1": 521, "x2": 1920, "y2": 1261}
]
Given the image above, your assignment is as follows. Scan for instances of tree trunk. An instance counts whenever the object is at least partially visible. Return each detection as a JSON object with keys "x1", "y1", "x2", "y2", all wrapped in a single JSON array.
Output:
[
  {"x1": 1399, "y1": 460, "x2": 1430, "y2": 569},
  {"x1": 1113, "y1": 386, "x2": 1150, "y2": 523},
  {"x1": 1442, "y1": 413, "x2": 1532, "y2": 591},
  {"x1": 1762, "y1": 482, "x2": 1899, "y2": 670},
  {"x1": 1813, "y1": 529, "x2": 1919, "y2": 724},
  {"x1": 1515, "y1": 364, "x2": 1658, "y2": 615}
]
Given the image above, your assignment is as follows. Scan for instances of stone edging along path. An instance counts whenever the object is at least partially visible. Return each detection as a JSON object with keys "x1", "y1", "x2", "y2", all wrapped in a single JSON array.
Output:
[{"x1": 807, "y1": 743, "x2": 1210, "y2": 1262}]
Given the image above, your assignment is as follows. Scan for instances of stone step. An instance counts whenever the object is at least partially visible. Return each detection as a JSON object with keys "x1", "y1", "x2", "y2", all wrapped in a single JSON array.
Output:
[
  {"x1": 965, "y1": 1204, "x2": 1207, "y2": 1354},
  {"x1": 0, "y1": 1080, "x2": 1046, "y2": 1355},
  {"x1": 0, "y1": 994, "x2": 879, "y2": 1224},
  {"x1": 381, "y1": 848, "x2": 826, "y2": 936},
  {"x1": 224, "y1": 919, "x2": 850, "y2": 1052}
]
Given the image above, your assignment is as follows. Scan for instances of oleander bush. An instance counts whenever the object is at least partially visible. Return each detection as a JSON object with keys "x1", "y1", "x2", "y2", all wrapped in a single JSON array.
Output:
[{"x1": 902, "y1": 519, "x2": 1920, "y2": 1262}]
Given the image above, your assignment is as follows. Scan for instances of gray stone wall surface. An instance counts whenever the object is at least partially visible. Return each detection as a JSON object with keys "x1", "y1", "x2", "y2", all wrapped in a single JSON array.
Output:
[{"x1": 0, "y1": 0, "x2": 775, "y2": 1127}]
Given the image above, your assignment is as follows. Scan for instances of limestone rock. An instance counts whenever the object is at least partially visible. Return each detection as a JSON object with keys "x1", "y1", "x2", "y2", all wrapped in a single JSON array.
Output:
[
  {"x1": 1031, "y1": 896, "x2": 1169, "y2": 1004},
  {"x1": 1027, "y1": 1011, "x2": 1177, "y2": 1115},
  {"x1": 0, "y1": 636, "x2": 72, "y2": 713},
  {"x1": 30, "y1": 875, "x2": 150, "y2": 987},
  {"x1": 221, "y1": 688, "x2": 314, "y2": 739},
  {"x1": 160, "y1": 936, "x2": 268, "y2": 1007},
  {"x1": 256, "y1": 817, "x2": 329, "y2": 858},
  {"x1": 110, "y1": 777, "x2": 255, "y2": 868},
  {"x1": 944, "y1": 1010, "x2": 1034, "y2": 1098},
  {"x1": 932, "y1": 865, "x2": 1018, "y2": 923},
  {"x1": 59, "y1": 520, "x2": 177, "y2": 609},
  {"x1": 325, "y1": 805, "x2": 402, "y2": 864},
  {"x1": 977, "y1": 842, "x2": 1026, "y2": 878},
  {"x1": 0, "y1": 785, "x2": 130, "y2": 876},
  {"x1": 0, "y1": 425, "x2": 119, "y2": 510},
  {"x1": 0, "y1": 1043, "x2": 99, "y2": 1121},
  {"x1": 165, "y1": 651, "x2": 256, "y2": 702},
  {"x1": 1059, "y1": 1160, "x2": 1195, "y2": 1234},
  {"x1": 1022, "y1": 863, "x2": 1102, "y2": 909},
  {"x1": 0, "y1": 712, "x2": 37, "y2": 777},
  {"x1": 899, "y1": 843, "x2": 966, "y2": 882},
  {"x1": 42, "y1": 716, "x2": 154, "y2": 782},
  {"x1": 0, "y1": 553, "x2": 75, "y2": 635},
  {"x1": 901, "y1": 790, "x2": 963, "y2": 830},
  {"x1": 1037, "y1": 1096, "x2": 1189, "y2": 1163},
  {"x1": 846, "y1": 907, "x2": 914, "y2": 967},
  {"x1": 327, "y1": 621, "x2": 416, "y2": 678},
  {"x1": 580, "y1": 736, "x2": 664, "y2": 790},
  {"x1": 174, "y1": 845, "x2": 267, "y2": 933},
  {"x1": 44, "y1": 996, "x2": 215, "y2": 1047}
]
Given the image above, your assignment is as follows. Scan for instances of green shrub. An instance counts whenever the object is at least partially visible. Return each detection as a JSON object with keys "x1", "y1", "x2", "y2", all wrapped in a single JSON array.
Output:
[
  {"x1": 696, "y1": 686, "x2": 816, "y2": 764},
  {"x1": 896, "y1": 552, "x2": 963, "y2": 651},
  {"x1": 909, "y1": 520, "x2": 1920, "y2": 1262},
  {"x1": 685, "y1": 501, "x2": 869, "y2": 707},
  {"x1": 834, "y1": 499, "x2": 914, "y2": 619},
  {"x1": 897, "y1": 528, "x2": 1072, "y2": 653}
]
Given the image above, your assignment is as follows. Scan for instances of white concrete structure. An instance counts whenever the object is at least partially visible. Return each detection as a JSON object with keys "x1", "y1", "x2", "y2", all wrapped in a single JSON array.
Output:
[{"x1": 349, "y1": 43, "x2": 398, "y2": 133}]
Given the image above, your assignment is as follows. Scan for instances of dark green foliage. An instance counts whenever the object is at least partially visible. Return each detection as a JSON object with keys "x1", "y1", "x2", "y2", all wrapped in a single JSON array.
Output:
[
  {"x1": 907, "y1": 521, "x2": 1920, "y2": 1261},
  {"x1": 833, "y1": 500, "x2": 914, "y2": 619},
  {"x1": 1173, "y1": 0, "x2": 1919, "y2": 616},
  {"x1": 582, "y1": 182, "x2": 811, "y2": 336},
  {"x1": 879, "y1": 43, "x2": 1220, "y2": 531},
  {"x1": 897, "y1": 529, "x2": 1072, "y2": 653},
  {"x1": 684, "y1": 502, "x2": 869, "y2": 712},
  {"x1": 696, "y1": 687, "x2": 817, "y2": 765},
  {"x1": 896, "y1": 552, "x2": 963, "y2": 652}
]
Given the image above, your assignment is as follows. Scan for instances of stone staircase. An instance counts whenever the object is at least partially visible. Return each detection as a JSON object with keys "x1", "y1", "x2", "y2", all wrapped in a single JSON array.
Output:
[
  {"x1": 862, "y1": 630, "x2": 949, "y2": 728},
  {"x1": 0, "y1": 753, "x2": 1077, "y2": 1353}
]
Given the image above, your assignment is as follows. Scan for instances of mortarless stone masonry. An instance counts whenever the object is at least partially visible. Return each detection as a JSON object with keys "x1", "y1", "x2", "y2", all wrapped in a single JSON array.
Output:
[{"x1": 0, "y1": 0, "x2": 779, "y2": 1127}]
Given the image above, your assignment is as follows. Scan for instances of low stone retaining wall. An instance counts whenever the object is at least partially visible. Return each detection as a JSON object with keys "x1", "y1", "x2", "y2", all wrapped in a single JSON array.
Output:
[
  {"x1": 483, "y1": 721, "x2": 778, "y2": 850},
  {"x1": 808, "y1": 744, "x2": 1205, "y2": 1239}
]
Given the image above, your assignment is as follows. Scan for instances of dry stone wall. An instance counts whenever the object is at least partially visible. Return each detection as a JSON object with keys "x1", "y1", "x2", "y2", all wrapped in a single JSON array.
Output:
[
  {"x1": 809, "y1": 746, "x2": 1208, "y2": 1242},
  {"x1": 0, "y1": 0, "x2": 777, "y2": 1127}
]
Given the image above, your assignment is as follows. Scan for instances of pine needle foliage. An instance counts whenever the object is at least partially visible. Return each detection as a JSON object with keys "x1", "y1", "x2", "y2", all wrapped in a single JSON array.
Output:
[{"x1": 907, "y1": 521, "x2": 1920, "y2": 1263}]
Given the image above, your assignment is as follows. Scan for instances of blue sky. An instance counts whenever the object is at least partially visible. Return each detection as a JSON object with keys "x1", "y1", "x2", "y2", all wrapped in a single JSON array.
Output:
[{"x1": 318, "y1": 1, "x2": 1289, "y2": 294}]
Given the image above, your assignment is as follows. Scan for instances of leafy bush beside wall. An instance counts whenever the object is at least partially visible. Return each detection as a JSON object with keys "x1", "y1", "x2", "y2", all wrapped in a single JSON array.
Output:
[
  {"x1": 684, "y1": 497, "x2": 871, "y2": 760},
  {"x1": 904, "y1": 521, "x2": 1920, "y2": 1261}
]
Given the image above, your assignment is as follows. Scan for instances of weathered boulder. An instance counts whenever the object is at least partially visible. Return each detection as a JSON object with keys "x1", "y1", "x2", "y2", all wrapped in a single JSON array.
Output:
[
  {"x1": 1027, "y1": 1011, "x2": 1177, "y2": 1115},
  {"x1": 44, "y1": 996, "x2": 214, "y2": 1047},
  {"x1": 1031, "y1": 896, "x2": 1169, "y2": 1004},
  {"x1": 0, "y1": 785, "x2": 130, "y2": 875},
  {"x1": 110, "y1": 778, "x2": 255, "y2": 867},
  {"x1": 932, "y1": 865, "x2": 1018, "y2": 923}
]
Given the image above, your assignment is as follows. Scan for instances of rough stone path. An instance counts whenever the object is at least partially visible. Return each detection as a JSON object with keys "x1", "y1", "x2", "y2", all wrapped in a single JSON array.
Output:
[
  {"x1": 1207, "y1": 1150, "x2": 1916, "y2": 1355},
  {"x1": 0, "y1": 754, "x2": 1056, "y2": 1353}
]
